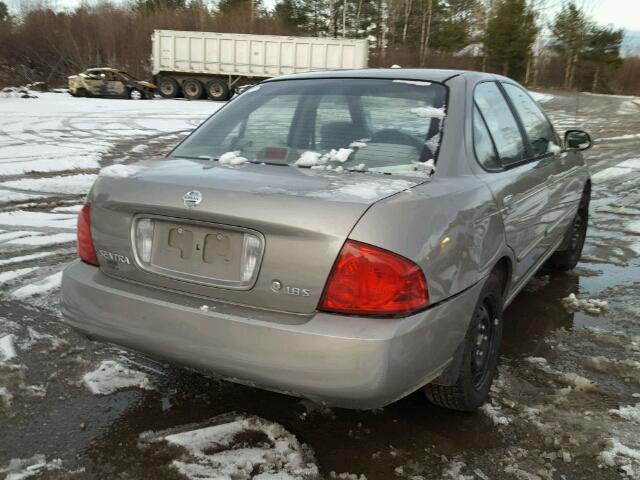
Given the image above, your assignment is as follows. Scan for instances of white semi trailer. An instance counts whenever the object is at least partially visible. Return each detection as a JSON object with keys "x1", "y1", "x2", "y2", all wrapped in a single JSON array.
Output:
[{"x1": 151, "y1": 29, "x2": 369, "y2": 101}]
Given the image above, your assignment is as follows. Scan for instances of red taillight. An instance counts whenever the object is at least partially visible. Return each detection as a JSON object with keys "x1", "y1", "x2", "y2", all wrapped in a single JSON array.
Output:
[
  {"x1": 77, "y1": 204, "x2": 99, "y2": 266},
  {"x1": 319, "y1": 240, "x2": 428, "y2": 316}
]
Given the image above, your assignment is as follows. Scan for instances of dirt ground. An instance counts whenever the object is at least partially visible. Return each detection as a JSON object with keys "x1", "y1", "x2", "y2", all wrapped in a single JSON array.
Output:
[{"x1": 0, "y1": 91, "x2": 639, "y2": 480}]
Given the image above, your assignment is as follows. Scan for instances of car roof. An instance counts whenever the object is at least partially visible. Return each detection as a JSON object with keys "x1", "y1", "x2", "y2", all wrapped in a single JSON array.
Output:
[
  {"x1": 86, "y1": 68, "x2": 119, "y2": 73},
  {"x1": 264, "y1": 68, "x2": 502, "y2": 84}
]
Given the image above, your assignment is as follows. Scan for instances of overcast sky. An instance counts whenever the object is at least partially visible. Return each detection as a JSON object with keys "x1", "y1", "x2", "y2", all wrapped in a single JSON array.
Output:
[
  {"x1": 574, "y1": 0, "x2": 640, "y2": 31},
  {"x1": 8, "y1": 0, "x2": 640, "y2": 32}
]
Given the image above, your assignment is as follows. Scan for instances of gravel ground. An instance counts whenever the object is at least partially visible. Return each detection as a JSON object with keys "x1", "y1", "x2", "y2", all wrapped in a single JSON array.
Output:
[{"x1": 0, "y1": 90, "x2": 639, "y2": 480}]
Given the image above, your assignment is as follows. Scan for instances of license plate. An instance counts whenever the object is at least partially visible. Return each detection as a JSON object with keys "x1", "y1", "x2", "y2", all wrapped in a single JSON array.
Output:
[{"x1": 133, "y1": 217, "x2": 263, "y2": 288}]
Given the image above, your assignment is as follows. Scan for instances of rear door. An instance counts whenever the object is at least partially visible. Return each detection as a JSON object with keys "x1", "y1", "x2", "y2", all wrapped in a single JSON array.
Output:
[
  {"x1": 83, "y1": 71, "x2": 103, "y2": 96},
  {"x1": 473, "y1": 81, "x2": 554, "y2": 283}
]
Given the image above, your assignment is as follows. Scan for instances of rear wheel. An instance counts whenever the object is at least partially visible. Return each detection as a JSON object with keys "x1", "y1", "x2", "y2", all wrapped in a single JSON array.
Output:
[
  {"x1": 424, "y1": 272, "x2": 503, "y2": 411},
  {"x1": 206, "y1": 79, "x2": 230, "y2": 101},
  {"x1": 546, "y1": 189, "x2": 589, "y2": 272},
  {"x1": 157, "y1": 77, "x2": 180, "y2": 98},
  {"x1": 183, "y1": 78, "x2": 205, "y2": 100}
]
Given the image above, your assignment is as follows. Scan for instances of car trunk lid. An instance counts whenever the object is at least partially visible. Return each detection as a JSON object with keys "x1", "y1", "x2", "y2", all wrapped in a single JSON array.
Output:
[{"x1": 89, "y1": 159, "x2": 422, "y2": 315}]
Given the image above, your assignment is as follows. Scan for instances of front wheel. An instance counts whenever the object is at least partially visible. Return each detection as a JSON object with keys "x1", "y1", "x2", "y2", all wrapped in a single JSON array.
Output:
[
  {"x1": 546, "y1": 189, "x2": 589, "y2": 272},
  {"x1": 128, "y1": 89, "x2": 143, "y2": 100},
  {"x1": 424, "y1": 272, "x2": 504, "y2": 411}
]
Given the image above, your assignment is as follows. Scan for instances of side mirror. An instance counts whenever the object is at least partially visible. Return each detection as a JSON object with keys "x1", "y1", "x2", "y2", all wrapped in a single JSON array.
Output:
[{"x1": 564, "y1": 130, "x2": 592, "y2": 151}]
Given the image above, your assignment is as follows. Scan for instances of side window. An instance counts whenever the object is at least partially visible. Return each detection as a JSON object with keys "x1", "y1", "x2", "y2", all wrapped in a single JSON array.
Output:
[
  {"x1": 473, "y1": 105, "x2": 501, "y2": 170},
  {"x1": 502, "y1": 83, "x2": 558, "y2": 157},
  {"x1": 474, "y1": 82, "x2": 526, "y2": 167}
]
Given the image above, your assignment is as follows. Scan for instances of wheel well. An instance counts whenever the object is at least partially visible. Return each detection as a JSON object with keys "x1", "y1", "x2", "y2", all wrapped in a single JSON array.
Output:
[{"x1": 492, "y1": 257, "x2": 511, "y2": 297}]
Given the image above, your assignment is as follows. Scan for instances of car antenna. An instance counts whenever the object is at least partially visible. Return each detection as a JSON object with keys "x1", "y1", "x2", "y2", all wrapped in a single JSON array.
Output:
[{"x1": 574, "y1": 90, "x2": 580, "y2": 128}]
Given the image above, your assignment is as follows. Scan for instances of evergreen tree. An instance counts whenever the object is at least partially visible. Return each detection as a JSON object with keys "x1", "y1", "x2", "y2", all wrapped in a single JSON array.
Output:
[
  {"x1": 550, "y1": 2, "x2": 623, "y2": 91},
  {"x1": 134, "y1": 0, "x2": 186, "y2": 14},
  {"x1": 483, "y1": 0, "x2": 537, "y2": 79},
  {"x1": 549, "y1": 2, "x2": 588, "y2": 88},
  {"x1": 582, "y1": 25, "x2": 623, "y2": 92},
  {"x1": 0, "y1": 1, "x2": 9, "y2": 22},
  {"x1": 273, "y1": 0, "x2": 311, "y2": 34}
]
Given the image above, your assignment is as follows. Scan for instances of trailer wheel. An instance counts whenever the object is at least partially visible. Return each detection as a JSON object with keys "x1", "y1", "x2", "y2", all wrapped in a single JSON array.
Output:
[
  {"x1": 183, "y1": 78, "x2": 205, "y2": 100},
  {"x1": 158, "y1": 77, "x2": 180, "y2": 98},
  {"x1": 206, "y1": 79, "x2": 230, "y2": 101}
]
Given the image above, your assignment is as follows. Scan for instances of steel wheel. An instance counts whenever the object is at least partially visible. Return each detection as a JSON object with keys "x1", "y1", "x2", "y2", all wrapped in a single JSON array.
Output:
[
  {"x1": 205, "y1": 79, "x2": 230, "y2": 101},
  {"x1": 129, "y1": 89, "x2": 143, "y2": 100},
  {"x1": 209, "y1": 83, "x2": 224, "y2": 98},
  {"x1": 183, "y1": 78, "x2": 204, "y2": 100},
  {"x1": 158, "y1": 77, "x2": 180, "y2": 98},
  {"x1": 470, "y1": 300, "x2": 497, "y2": 391}
]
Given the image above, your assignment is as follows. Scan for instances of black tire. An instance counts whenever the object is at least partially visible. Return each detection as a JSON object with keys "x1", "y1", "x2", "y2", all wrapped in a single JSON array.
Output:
[
  {"x1": 424, "y1": 272, "x2": 504, "y2": 412},
  {"x1": 157, "y1": 77, "x2": 180, "y2": 98},
  {"x1": 546, "y1": 188, "x2": 589, "y2": 272},
  {"x1": 74, "y1": 88, "x2": 87, "y2": 97},
  {"x1": 205, "y1": 79, "x2": 230, "y2": 101},
  {"x1": 183, "y1": 78, "x2": 205, "y2": 100}
]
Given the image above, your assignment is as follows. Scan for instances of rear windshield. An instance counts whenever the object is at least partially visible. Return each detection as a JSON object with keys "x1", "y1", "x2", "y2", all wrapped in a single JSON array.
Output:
[{"x1": 171, "y1": 78, "x2": 447, "y2": 175}]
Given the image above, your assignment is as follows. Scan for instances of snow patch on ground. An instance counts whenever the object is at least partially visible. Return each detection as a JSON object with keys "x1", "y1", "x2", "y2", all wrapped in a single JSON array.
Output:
[
  {"x1": 599, "y1": 133, "x2": 640, "y2": 142},
  {"x1": 562, "y1": 293, "x2": 608, "y2": 315},
  {"x1": 0, "y1": 174, "x2": 97, "y2": 195},
  {"x1": 480, "y1": 402, "x2": 511, "y2": 426},
  {"x1": 0, "y1": 251, "x2": 57, "y2": 267},
  {"x1": 11, "y1": 271, "x2": 62, "y2": 299},
  {"x1": 0, "y1": 454, "x2": 62, "y2": 480},
  {"x1": 528, "y1": 91, "x2": 555, "y2": 103},
  {"x1": 0, "y1": 267, "x2": 37, "y2": 285},
  {"x1": 139, "y1": 414, "x2": 318, "y2": 480},
  {"x1": 0, "y1": 334, "x2": 17, "y2": 361},
  {"x1": 591, "y1": 158, "x2": 640, "y2": 184},
  {"x1": 7, "y1": 232, "x2": 76, "y2": 247},
  {"x1": 0, "y1": 210, "x2": 76, "y2": 229},
  {"x1": 0, "y1": 190, "x2": 42, "y2": 203},
  {"x1": 599, "y1": 438, "x2": 640, "y2": 478},
  {"x1": 82, "y1": 360, "x2": 153, "y2": 395},
  {"x1": 130, "y1": 144, "x2": 149, "y2": 153},
  {"x1": 442, "y1": 459, "x2": 474, "y2": 479},
  {"x1": 525, "y1": 356, "x2": 596, "y2": 390},
  {"x1": 0, "y1": 231, "x2": 41, "y2": 243},
  {"x1": 0, "y1": 156, "x2": 101, "y2": 176},
  {"x1": 609, "y1": 402, "x2": 640, "y2": 423}
]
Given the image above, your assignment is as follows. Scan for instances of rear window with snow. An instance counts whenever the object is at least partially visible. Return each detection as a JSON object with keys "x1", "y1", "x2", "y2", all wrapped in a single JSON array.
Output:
[{"x1": 171, "y1": 78, "x2": 447, "y2": 175}]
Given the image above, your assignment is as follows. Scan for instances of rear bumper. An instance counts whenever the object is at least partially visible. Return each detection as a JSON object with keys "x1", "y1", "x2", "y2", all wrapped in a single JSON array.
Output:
[{"x1": 61, "y1": 260, "x2": 483, "y2": 409}]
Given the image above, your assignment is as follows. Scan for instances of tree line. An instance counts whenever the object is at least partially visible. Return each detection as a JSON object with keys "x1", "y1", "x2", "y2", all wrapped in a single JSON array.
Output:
[{"x1": 0, "y1": 0, "x2": 637, "y2": 94}]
